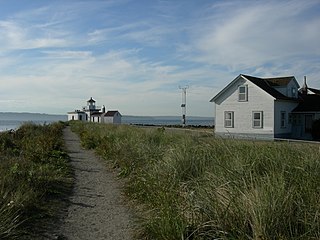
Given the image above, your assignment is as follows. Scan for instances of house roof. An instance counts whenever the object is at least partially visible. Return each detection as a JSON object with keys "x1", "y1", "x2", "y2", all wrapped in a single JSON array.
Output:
[
  {"x1": 91, "y1": 112, "x2": 102, "y2": 116},
  {"x1": 104, "y1": 111, "x2": 121, "y2": 117},
  {"x1": 263, "y1": 77, "x2": 293, "y2": 86},
  {"x1": 292, "y1": 94, "x2": 320, "y2": 112},
  {"x1": 68, "y1": 111, "x2": 85, "y2": 114},
  {"x1": 87, "y1": 97, "x2": 96, "y2": 103},
  {"x1": 210, "y1": 74, "x2": 298, "y2": 103},
  {"x1": 308, "y1": 87, "x2": 320, "y2": 95},
  {"x1": 242, "y1": 75, "x2": 296, "y2": 100}
]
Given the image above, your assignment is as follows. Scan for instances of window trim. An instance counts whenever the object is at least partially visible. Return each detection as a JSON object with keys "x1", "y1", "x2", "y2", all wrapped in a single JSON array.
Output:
[
  {"x1": 238, "y1": 85, "x2": 248, "y2": 102},
  {"x1": 252, "y1": 111, "x2": 263, "y2": 128},
  {"x1": 224, "y1": 111, "x2": 234, "y2": 128}
]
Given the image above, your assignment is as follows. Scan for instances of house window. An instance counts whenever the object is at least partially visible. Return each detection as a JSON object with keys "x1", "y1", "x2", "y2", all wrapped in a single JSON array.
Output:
[
  {"x1": 224, "y1": 111, "x2": 234, "y2": 128},
  {"x1": 252, "y1": 111, "x2": 263, "y2": 128},
  {"x1": 291, "y1": 87, "x2": 296, "y2": 98},
  {"x1": 238, "y1": 85, "x2": 248, "y2": 101},
  {"x1": 281, "y1": 111, "x2": 286, "y2": 128}
]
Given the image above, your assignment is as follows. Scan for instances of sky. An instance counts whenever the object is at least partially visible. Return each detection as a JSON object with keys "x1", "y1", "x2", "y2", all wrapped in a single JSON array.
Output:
[{"x1": 0, "y1": 0, "x2": 319, "y2": 117}]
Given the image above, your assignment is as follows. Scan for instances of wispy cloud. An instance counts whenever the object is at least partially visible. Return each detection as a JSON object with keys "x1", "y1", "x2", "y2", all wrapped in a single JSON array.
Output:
[
  {"x1": 0, "y1": 0, "x2": 319, "y2": 116},
  {"x1": 181, "y1": 1, "x2": 320, "y2": 81}
]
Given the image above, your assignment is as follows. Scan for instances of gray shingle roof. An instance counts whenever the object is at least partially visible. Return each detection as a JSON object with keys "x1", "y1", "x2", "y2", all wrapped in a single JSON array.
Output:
[
  {"x1": 104, "y1": 111, "x2": 120, "y2": 117},
  {"x1": 242, "y1": 75, "x2": 296, "y2": 100}
]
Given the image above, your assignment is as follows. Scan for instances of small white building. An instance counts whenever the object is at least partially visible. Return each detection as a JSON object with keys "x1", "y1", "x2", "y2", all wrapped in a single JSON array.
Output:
[
  {"x1": 67, "y1": 98, "x2": 122, "y2": 125},
  {"x1": 67, "y1": 110, "x2": 87, "y2": 121},
  {"x1": 91, "y1": 112, "x2": 102, "y2": 123},
  {"x1": 210, "y1": 74, "x2": 320, "y2": 140},
  {"x1": 102, "y1": 111, "x2": 122, "y2": 124}
]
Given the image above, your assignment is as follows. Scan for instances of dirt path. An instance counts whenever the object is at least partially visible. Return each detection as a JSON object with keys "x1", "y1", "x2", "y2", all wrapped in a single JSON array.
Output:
[{"x1": 59, "y1": 126, "x2": 133, "y2": 240}]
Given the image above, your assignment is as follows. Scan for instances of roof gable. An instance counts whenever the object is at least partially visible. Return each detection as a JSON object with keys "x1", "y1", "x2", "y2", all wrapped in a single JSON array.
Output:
[
  {"x1": 210, "y1": 74, "x2": 243, "y2": 103},
  {"x1": 210, "y1": 74, "x2": 299, "y2": 103}
]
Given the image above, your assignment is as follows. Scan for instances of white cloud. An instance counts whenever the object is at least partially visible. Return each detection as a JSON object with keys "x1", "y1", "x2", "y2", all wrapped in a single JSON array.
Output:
[
  {"x1": 183, "y1": 1, "x2": 320, "y2": 77},
  {"x1": 0, "y1": 19, "x2": 69, "y2": 51},
  {"x1": 1, "y1": 0, "x2": 319, "y2": 117}
]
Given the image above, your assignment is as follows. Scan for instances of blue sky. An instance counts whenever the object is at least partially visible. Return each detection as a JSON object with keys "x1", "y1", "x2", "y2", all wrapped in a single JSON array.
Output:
[{"x1": 0, "y1": 0, "x2": 319, "y2": 116}]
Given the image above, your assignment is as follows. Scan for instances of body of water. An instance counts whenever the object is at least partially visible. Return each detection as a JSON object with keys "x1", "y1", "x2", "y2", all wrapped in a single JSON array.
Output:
[
  {"x1": 0, "y1": 113, "x2": 214, "y2": 132},
  {"x1": 122, "y1": 116, "x2": 214, "y2": 126},
  {"x1": 0, "y1": 113, "x2": 67, "y2": 132}
]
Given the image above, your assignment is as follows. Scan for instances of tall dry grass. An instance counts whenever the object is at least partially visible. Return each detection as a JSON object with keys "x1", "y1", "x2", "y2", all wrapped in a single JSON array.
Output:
[
  {"x1": 71, "y1": 121, "x2": 320, "y2": 240},
  {"x1": 0, "y1": 122, "x2": 72, "y2": 239}
]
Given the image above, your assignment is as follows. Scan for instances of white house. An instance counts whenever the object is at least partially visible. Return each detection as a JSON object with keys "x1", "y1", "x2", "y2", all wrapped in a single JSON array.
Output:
[
  {"x1": 67, "y1": 98, "x2": 122, "y2": 125},
  {"x1": 102, "y1": 111, "x2": 122, "y2": 124},
  {"x1": 210, "y1": 74, "x2": 320, "y2": 140},
  {"x1": 67, "y1": 110, "x2": 87, "y2": 121}
]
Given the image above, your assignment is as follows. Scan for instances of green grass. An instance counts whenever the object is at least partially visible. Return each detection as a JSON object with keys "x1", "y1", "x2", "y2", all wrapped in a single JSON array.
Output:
[
  {"x1": 71, "y1": 121, "x2": 320, "y2": 240},
  {"x1": 0, "y1": 122, "x2": 72, "y2": 239}
]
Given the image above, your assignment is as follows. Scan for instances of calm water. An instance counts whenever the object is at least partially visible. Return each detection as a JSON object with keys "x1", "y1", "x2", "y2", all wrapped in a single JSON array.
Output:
[
  {"x1": 122, "y1": 116, "x2": 214, "y2": 126},
  {"x1": 0, "y1": 113, "x2": 214, "y2": 132},
  {"x1": 0, "y1": 113, "x2": 67, "y2": 132}
]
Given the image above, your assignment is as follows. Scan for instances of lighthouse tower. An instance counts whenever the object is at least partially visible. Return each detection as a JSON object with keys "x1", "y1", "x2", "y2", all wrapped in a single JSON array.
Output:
[{"x1": 87, "y1": 97, "x2": 96, "y2": 110}]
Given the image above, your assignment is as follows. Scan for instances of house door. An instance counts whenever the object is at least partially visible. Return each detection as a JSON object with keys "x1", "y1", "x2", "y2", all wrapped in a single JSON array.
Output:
[{"x1": 305, "y1": 114, "x2": 313, "y2": 133}]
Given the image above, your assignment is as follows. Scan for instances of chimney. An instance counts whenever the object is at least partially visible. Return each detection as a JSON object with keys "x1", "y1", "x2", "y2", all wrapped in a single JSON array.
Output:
[{"x1": 300, "y1": 75, "x2": 308, "y2": 95}]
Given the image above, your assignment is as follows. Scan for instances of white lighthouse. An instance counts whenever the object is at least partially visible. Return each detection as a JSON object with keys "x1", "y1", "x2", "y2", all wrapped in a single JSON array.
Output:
[{"x1": 87, "y1": 97, "x2": 96, "y2": 110}]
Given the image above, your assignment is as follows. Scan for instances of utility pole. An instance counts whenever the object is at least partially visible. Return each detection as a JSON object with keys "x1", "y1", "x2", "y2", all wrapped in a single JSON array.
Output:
[{"x1": 179, "y1": 85, "x2": 189, "y2": 127}]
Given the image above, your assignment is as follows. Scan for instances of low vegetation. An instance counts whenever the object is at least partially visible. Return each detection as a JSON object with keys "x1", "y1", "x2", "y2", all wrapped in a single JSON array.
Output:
[
  {"x1": 71, "y1": 121, "x2": 320, "y2": 240},
  {"x1": 0, "y1": 122, "x2": 72, "y2": 239}
]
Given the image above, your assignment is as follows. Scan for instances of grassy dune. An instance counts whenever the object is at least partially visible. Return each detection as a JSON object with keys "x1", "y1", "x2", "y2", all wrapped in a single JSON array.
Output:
[
  {"x1": 0, "y1": 123, "x2": 72, "y2": 239},
  {"x1": 71, "y1": 122, "x2": 320, "y2": 240}
]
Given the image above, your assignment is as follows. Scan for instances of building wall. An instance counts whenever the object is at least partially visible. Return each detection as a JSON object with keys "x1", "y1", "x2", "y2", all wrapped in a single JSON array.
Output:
[
  {"x1": 91, "y1": 115, "x2": 101, "y2": 123},
  {"x1": 104, "y1": 117, "x2": 114, "y2": 124},
  {"x1": 103, "y1": 116, "x2": 121, "y2": 124},
  {"x1": 67, "y1": 112, "x2": 87, "y2": 121},
  {"x1": 215, "y1": 78, "x2": 275, "y2": 138},
  {"x1": 273, "y1": 100, "x2": 298, "y2": 138},
  {"x1": 103, "y1": 113, "x2": 121, "y2": 124},
  {"x1": 113, "y1": 114, "x2": 121, "y2": 124},
  {"x1": 291, "y1": 112, "x2": 320, "y2": 140}
]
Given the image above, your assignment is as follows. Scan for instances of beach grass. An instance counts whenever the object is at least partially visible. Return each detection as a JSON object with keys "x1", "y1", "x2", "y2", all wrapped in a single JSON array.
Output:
[
  {"x1": 0, "y1": 122, "x2": 72, "y2": 239},
  {"x1": 71, "y1": 121, "x2": 320, "y2": 240}
]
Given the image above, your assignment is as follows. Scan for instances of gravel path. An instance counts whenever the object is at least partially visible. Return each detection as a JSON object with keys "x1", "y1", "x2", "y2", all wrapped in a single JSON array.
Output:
[{"x1": 59, "y1": 126, "x2": 133, "y2": 240}]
